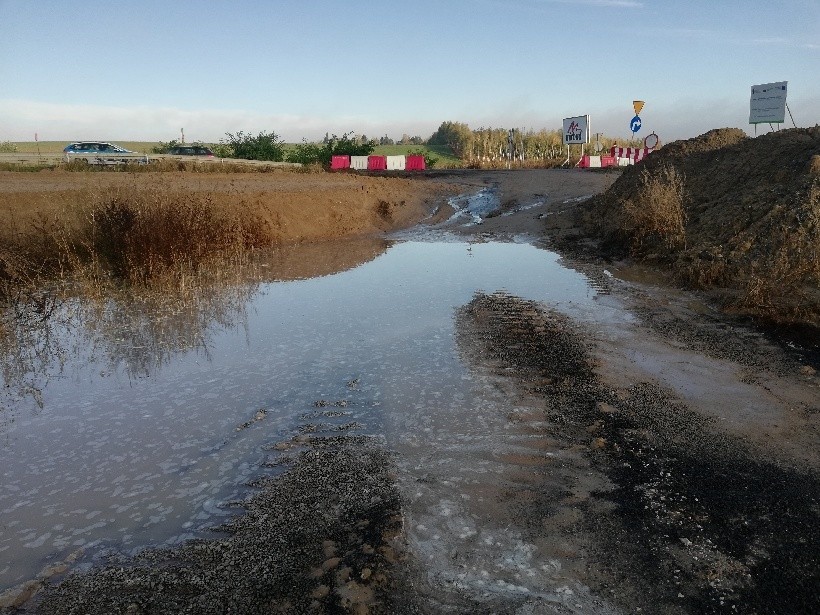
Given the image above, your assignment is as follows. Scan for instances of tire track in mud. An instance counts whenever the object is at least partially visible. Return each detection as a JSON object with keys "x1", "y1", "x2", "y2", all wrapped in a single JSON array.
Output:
[{"x1": 452, "y1": 291, "x2": 820, "y2": 614}]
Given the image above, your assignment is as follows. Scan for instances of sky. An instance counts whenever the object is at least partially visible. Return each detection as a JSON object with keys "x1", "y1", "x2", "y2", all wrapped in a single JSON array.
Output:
[{"x1": 1, "y1": 0, "x2": 818, "y2": 144}]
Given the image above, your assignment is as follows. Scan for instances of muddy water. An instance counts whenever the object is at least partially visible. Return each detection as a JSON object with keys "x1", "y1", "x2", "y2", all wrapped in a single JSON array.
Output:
[{"x1": 0, "y1": 233, "x2": 626, "y2": 595}]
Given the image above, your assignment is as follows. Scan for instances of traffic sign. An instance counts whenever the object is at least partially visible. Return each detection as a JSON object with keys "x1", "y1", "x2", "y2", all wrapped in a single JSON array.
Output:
[
  {"x1": 633, "y1": 100, "x2": 645, "y2": 116},
  {"x1": 630, "y1": 115, "x2": 642, "y2": 133}
]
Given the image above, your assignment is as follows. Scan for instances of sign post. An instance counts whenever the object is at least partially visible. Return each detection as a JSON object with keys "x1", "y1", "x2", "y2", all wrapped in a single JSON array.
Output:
[
  {"x1": 630, "y1": 100, "x2": 645, "y2": 135},
  {"x1": 749, "y1": 82, "x2": 790, "y2": 133},
  {"x1": 562, "y1": 115, "x2": 591, "y2": 167}
]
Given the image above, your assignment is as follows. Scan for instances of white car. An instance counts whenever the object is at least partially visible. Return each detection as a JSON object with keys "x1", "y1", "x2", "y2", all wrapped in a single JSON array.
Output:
[{"x1": 63, "y1": 141, "x2": 148, "y2": 165}]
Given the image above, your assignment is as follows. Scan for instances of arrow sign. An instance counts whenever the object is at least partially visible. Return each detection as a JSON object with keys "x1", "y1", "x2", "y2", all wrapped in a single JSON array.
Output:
[
  {"x1": 630, "y1": 115, "x2": 642, "y2": 133},
  {"x1": 633, "y1": 100, "x2": 645, "y2": 115}
]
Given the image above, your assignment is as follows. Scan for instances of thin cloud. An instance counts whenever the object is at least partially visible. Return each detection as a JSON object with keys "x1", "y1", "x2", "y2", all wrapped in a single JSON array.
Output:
[
  {"x1": 749, "y1": 37, "x2": 792, "y2": 45},
  {"x1": 666, "y1": 28, "x2": 719, "y2": 38},
  {"x1": 0, "y1": 99, "x2": 438, "y2": 143},
  {"x1": 544, "y1": 0, "x2": 643, "y2": 7}
]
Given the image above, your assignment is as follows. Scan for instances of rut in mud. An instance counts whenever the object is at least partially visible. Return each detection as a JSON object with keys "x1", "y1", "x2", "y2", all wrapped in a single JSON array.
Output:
[{"x1": 454, "y1": 291, "x2": 820, "y2": 614}]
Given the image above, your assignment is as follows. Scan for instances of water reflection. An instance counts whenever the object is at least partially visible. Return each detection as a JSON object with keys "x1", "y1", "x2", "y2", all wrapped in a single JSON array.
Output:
[
  {"x1": 0, "y1": 237, "x2": 391, "y2": 420},
  {"x1": 0, "y1": 238, "x2": 604, "y2": 592}
]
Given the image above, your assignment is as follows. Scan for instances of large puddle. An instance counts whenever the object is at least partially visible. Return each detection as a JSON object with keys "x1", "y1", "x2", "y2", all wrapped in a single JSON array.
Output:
[{"x1": 0, "y1": 231, "x2": 630, "y2": 593}]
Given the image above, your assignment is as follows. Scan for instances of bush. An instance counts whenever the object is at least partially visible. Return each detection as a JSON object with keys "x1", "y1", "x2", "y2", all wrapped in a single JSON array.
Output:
[
  {"x1": 151, "y1": 139, "x2": 180, "y2": 154},
  {"x1": 286, "y1": 140, "x2": 324, "y2": 165},
  {"x1": 221, "y1": 131, "x2": 286, "y2": 162},
  {"x1": 286, "y1": 133, "x2": 376, "y2": 167},
  {"x1": 0, "y1": 141, "x2": 18, "y2": 153},
  {"x1": 210, "y1": 142, "x2": 232, "y2": 158},
  {"x1": 620, "y1": 165, "x2": 687, "y2": 255},
  {"x1": 408, "y1": 148, "x2": 438, "y2": 169}
]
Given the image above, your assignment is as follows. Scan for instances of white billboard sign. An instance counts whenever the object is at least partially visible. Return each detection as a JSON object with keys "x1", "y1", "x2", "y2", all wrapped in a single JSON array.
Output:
[
  {"x1": 749, "y1": 81, "x2": 787, "y2": 124},
  {"x1": 563, "y1": 115, "x2": 590, "y2": 145}
]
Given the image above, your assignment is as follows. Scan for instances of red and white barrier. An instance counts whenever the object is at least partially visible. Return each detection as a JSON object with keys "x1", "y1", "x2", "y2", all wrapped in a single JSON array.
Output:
[
  {"x1": 578, "y1": 155, "x2": 618, "y2": 169},
  {"x1": 367, "y1": 155, "x2": 387, "y2": 171},
  {"x1": 405, "y1": 154, "x2": 425, "y2": 171},
  {"x1": 610, "y1": 147, "x2": 651, "y2": 165},
  {"x1": 331, "y1": 155, "x2": 350, "y2": 170},
  {"x1": 578, "y1": 155, "x2": 601, "y2": 168},
  {"x1": 330, "y1": 154, "x2": 425, "y2": 171},
  {"x1": 386, "y1": 155, "x2": 406, "y2": 170}
]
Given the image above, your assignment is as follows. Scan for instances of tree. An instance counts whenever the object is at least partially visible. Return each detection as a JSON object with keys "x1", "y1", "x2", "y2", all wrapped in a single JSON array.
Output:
[
  {"x1": 220, "y1": 130, "x2": 286, "y2": 161},
  {"x1": 427, "y1": 121, "x2": 473, "y2": 158},
  {"x1": 286, "y1": 140, "x2": 324, "y2": 165},
  {"x1": 283, "y1": 133, "x2": 376, "y2": 167},
  {"x1": 324, "y1": 132, "x2": 376, "y2": 163}
]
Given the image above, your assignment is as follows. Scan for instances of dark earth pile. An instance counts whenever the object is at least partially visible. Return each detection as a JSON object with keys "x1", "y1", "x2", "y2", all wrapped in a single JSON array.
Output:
[{"x1": 580, "y1": 127, "x2": 820, "y2": 326}]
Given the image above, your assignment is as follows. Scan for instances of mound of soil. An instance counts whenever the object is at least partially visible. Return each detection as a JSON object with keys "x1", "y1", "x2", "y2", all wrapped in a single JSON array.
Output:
[{"x1": 580, "y1": 127, "x2": 820, "y2": 326}]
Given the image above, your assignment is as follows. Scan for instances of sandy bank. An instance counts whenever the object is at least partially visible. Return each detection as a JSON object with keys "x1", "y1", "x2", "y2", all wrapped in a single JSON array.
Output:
[{"x1": 0, "y1": 169, "x2": 463, "y2": 245}]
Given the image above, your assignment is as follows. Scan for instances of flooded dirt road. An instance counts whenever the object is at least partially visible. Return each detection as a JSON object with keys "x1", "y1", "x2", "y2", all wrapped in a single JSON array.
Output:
[{"x1": 1, "y1": 170, "x2": 818, "y2": 613}]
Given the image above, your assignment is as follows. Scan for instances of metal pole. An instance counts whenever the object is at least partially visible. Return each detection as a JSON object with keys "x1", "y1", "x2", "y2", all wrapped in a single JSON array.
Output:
[{"x1": 786, "y1": 103, "x2": 797, "y2": 128}]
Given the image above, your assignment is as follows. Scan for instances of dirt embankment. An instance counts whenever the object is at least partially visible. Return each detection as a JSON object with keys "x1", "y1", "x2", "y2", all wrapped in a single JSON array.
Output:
[
  {"x1": 0, "y1": 169, "x2": 461, "y2": 245},
  {"x1": 578, "y1": 127, "x2": 820, "y2": 327}
]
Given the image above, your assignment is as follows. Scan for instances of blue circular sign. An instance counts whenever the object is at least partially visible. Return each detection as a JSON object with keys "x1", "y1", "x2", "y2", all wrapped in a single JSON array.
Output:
[{"x1": 630, "y1": 115, "x2": 642, "y2": 133}]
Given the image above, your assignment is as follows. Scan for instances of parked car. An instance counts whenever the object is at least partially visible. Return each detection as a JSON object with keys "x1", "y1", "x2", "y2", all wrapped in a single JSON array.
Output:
[
  {"x1": 63, "y1": 141, "x2": 147, "y2": 165},
  {"x1": 167, "y1": 145, "x2": 215, "y2": 157}
]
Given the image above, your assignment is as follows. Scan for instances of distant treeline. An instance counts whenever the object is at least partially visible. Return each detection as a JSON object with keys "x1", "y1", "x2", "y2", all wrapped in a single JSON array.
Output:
[
  {"x1": 152, "y1": 122, "x2": 644, "y2": 168},
  {"x1": 428, "y1": 121, "x2": 644, "y2": 167}
]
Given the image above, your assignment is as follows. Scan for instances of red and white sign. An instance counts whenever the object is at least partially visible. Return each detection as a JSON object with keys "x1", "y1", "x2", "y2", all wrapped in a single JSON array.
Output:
[{"x1": 562, "y1": 115, "x2": 591, "y2": 145}]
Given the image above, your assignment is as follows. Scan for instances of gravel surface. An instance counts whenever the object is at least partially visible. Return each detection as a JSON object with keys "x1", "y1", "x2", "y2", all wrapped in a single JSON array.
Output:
[{"x1": 30, "y1": 436, "x2": 414, "y2": 614}]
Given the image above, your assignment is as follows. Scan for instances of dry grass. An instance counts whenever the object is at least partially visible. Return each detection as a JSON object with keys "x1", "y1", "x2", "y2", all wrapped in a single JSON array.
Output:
[
  {"x1": 730, "y1": 186, "x2": 820, "y2": 323},
  {"x1": 0, "y1": 182, "x2": 271, "y2": 309},
  {"x1": 617, "y1": 165, "x2": 687, "y2": 256},
  {"x1": 0, "y1": 183, "x2": 273, "y2": 383},
  {"x1": 61, "y1": 158, "x2": 289, "y2": 173},
  {"x1": 581, "y1": 128, "x2": 820, "y2": 326},
  {"x1": 86, "y1": 185, "x2": 268, "y2": 284},
  {"x1": 0, "y1": 170, "x2": 461, "y2": 305}
]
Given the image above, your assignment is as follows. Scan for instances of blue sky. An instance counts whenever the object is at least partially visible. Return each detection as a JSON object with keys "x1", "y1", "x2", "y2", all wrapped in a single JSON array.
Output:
[{"x1": 1, "y1": 0, "x2": 818, "y2": 143}]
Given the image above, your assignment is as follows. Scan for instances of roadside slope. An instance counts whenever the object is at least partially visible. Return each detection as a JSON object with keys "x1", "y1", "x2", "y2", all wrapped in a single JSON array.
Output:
[{"x1": 579, "y1": 127, "x2": 820, "y2": 326}]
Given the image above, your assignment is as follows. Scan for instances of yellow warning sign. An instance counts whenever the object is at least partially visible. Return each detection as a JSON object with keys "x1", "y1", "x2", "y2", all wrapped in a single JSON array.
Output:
[{"x1": 633, "y1": 100, "x2": 645, "y2": 116}]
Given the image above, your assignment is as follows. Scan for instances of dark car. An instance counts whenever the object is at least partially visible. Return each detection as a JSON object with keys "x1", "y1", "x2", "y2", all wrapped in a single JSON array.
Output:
[{"x1": 167, "y1": 145, "x2": 215, "y2": 157}]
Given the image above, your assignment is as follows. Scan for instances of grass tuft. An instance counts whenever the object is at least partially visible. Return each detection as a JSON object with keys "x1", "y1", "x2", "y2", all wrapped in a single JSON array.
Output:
[
  {"x1": 0, "y1": 183, "x2": 271, "y2": 306},
  {"x1": 617, "y1": 165, "x2": 687, "y2": 256}
]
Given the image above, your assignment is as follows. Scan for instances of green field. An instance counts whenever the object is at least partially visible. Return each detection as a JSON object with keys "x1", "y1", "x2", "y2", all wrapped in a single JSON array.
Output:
[
  {"x1": 6, "y1": 141, "x2": 459, "y2": 167},
  {"x1": 371, "y1": 143, "x2": 460, "y2": 167},
  {"x1": 6, "y1": 141, "x2": 161, "y2": 155}
]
